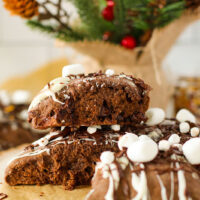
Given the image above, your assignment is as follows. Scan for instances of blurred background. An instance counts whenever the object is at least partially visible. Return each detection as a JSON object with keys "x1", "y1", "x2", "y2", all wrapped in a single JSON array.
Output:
[{"x1": 0, "y1": 0, "x2": 200, "y2": 84}]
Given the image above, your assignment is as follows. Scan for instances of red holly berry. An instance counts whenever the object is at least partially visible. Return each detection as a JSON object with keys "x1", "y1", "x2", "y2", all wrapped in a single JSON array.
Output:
[
  {"x1": 102, "y1": 6, "x2": 114, "y2": 21},
  {"x1": 107, "y1": 0, "x2": 115, "y2": 8},
  {"x1": 121, "y1": 36, "x2": 136, "y2": 49},
  {"x1": 103, "y1": 31, "x2": 111, "y2": 40}
]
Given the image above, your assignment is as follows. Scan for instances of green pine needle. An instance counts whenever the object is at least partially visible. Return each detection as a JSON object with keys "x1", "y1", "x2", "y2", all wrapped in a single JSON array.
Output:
[
  {"x1": 25, "y1": 0, "x2": 190, "y2": 44},
  {"x1": 68, "y1": 0, "x2": 115, "y2": 40},
  {"x1": 27, "y1": 20, "x2": 84, "y2": 41}
]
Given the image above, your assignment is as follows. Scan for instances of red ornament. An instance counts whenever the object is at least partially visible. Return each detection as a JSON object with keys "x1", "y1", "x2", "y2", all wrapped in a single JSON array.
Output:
[
  {"x1": 121, "y1": 36, "x2": 136, "y2": 49},
  {"x1": 102, "y1": 6, "x2": 114, "y2": 21}
]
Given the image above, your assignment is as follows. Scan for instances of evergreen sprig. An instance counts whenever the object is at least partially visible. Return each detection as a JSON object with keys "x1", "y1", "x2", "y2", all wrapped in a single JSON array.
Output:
[
  {"x1": 27, "y1": 20, "x2": 84, "y2": 41},
  {"x1": 68, "y1": 0, "x2": 115, "y2": 40},
  {"x1": 21, "y1": 0, "x2": 199, "y2": 45}
]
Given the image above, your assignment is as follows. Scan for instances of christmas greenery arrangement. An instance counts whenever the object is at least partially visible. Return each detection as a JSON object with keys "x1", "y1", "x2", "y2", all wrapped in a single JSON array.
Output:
[{"x1": 3, "y1": 0, "x2": 200, "y2": 49}]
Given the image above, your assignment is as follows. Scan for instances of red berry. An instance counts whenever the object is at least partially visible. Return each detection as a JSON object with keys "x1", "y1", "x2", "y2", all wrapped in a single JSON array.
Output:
[
  {"x1": 107, "y1": 1, "x2": 115, "y2": 7},
  {"x1": 121, "y1": 36, "x2": 136, "y2": 49},
  {"x1": 103, "y1": 31, "x2": 111, "y2": 40},
  {"x1": 102, "y1": 7, "x2": 114, "y2": 21}
]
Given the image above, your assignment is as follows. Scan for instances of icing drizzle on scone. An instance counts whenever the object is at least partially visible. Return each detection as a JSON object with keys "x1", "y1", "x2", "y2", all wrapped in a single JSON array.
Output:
[
  {"x1": 28, "y1": 65, "x2": 143, "y2": 112},
  {"x1": 86, "y1": 108, "x2": 200, "y2": 200}
]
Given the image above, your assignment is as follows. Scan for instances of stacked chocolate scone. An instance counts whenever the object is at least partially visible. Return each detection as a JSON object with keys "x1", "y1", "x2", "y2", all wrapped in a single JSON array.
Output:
[
  {"x1": 0, "y1": 90, "x2": 46, "y2": 151},
  {"x1": 86, "y1": 108, "x2": 200, "y2": 200},
  {"x1": 5, "y1": 65, "x2": 151, "y2": 189}
]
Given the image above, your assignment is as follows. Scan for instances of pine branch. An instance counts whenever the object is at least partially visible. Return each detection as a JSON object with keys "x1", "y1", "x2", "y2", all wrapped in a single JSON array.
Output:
[
  {"x1": 69, "y1": 0, "x2": 115, "y2": 40},
  {"x1": 127, "y1": 0, "x2": 185, "y2": 31},
  {"x1": 27, "y1": 20, "x2": 84, "y2": 41},
  {"x1": 23, "y1": 0, "x2": 194, "y2": 45},
  {"x1": 113, "y1": 0, "x2": 127, "y2": 40},
  {"x1": 156, "y1": 1, "x2": 185, "y2": 28}
]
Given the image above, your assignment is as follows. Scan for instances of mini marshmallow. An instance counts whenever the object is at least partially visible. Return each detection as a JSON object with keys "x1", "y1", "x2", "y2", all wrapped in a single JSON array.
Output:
[
  {"x1": 179, "y1": 122, "x2": 190, "y2": 133},
  {"x1": 62, "y1": 64, "x2": 85, "y2": 77},
  {"x1": 111, "y1": 124, "x2": 120, "y2": 131},
  {"x1": 183, "y1": 138, "x2": 200, "y2": 164},
  {"x1": 87, "y1": 126, "x2": 97, "y2": 134},
  {"x1": 100, "y1": 151, "x2": 115, "y2": 165},
  {"x1": 139, "y1": 135, "x2": 151, "y2": 141},
  {"x1": 93, "y1": 125, "x2": 102, "y2": 129},
  {"x1": 118, "y1": 133, "x2": 138, "y2": 150},
  {"x1": 176, "y1": 109, "x2": 196, "y2": 123},
  {"x1": 18, "y1": 109, "x2": 28, "y2": 120},
  {"x1": 127, "y1": 137, "x2": 158, "y2": 163},
  {"x1": 190, "y1": 127, "x2": 200, "y2": 137},
  {"x1": 0, "y1": 90, "x2": 10, "y2": 106},
  {"x1": 168, "y1": 134, "x2": 180, "y2": 145},
  {"x1": 145, "y1": 108, "x2": 165, "y2": 126},
  {"x1": 105, "y1": 69, "x2": 115, "y2": 76},
  {"x1": 11, "y1": 90, "x2": 31, "y2": 105},
  {"x1": 158, "y1": 140, "x2": 170, "y2": 151}
]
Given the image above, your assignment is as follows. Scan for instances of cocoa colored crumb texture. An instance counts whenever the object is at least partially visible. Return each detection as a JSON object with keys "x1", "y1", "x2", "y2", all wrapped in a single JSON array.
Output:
[
  {"x1": 5, "y1": 120, "x2": 197, "y2": 190},
  {"x1": 0, "y1": 103, "x2": 46, "y2": 151},
  {"x1": 28, "y1": 72, "x2": 150, "y2": 129},
  {"x1": 5, "y1": 126, "x2": 123, "y2": 189}
]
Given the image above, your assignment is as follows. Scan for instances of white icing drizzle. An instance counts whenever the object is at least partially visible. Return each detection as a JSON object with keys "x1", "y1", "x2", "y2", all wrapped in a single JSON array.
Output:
[
  {"x1": 131, "y1": 164, "x2": 148, "y2": 200},
  {"x1": 110, "y1": 163, "x2": 120, "y2": 189},
  {"x1": 9, "y1": 148, "x2": 50, "y2": 164},
  {"x1": 105, "y1": 133, "x2": 120, "y2": 146},
  {"x1": 29, "y1": 77, "x2": 70, "y2": 110},
  {"x1": 156, "y1": 174, "x2": 168, "y2": 200},
  {"x1": 117, "y1": 74, "x2": 136, "y2": 88},
  {"x1": 80, "y1": 138, "x2": 97, "y2": 145},
  {"x1": 105, "y1": 173, "x2": 115, "y2": 200},
  {"x1": 170, "y1": 163, "x2": 174, "y2": 200},
  {"x1": 67, "y1": 140, "x2": 76, "y2": 144},
  {"x1": 33, "y1": 131, "x2": 59, "y2": 146},
  {"x1": 117, "y1": 156, "x2": 129, "y2": 170},
  {"x1": 85, "y1": 189, "x2": 95, "y2": 200},
  {"x1": 176, "y1": 162, "x2": 187, "y2": 200},
  {"x1": 98, "y1": 162, "x2": 120, "y2": 200}
]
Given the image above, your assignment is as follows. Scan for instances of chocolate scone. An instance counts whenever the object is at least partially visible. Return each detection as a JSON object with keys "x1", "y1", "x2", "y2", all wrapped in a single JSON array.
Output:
[
  {"x1": 28, "y1": 66, "x2": 150, "y2": 129},
  {"x1": 86, "y1": 109, "x2": 200, "y2": 200},
  {"x1": 5, "y1": 125, "x2": 126, "y2": 189},
  {"x1": 0, "y1": 90, "x2": 46, "y2": 151}
]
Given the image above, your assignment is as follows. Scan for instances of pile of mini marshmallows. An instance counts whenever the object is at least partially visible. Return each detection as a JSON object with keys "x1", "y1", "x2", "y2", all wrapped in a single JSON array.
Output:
[{"x1": 100, "y1": 108, "x2": 200, "y2": 166}]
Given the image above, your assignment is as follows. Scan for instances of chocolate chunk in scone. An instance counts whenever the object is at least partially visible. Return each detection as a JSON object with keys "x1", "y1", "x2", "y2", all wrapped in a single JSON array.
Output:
[
  {"x1": 0, "y1": 90, "x2": 47, "y2": 151},
  {"x1": 5, "y1": 125, "x2": 126, "y2": 189},
  {"x1": 28, "y1": 69, "x2": 150, "y2": 129},
  {"x1": 86, "y1": 109, "x2": 200, "y2": 200}
]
